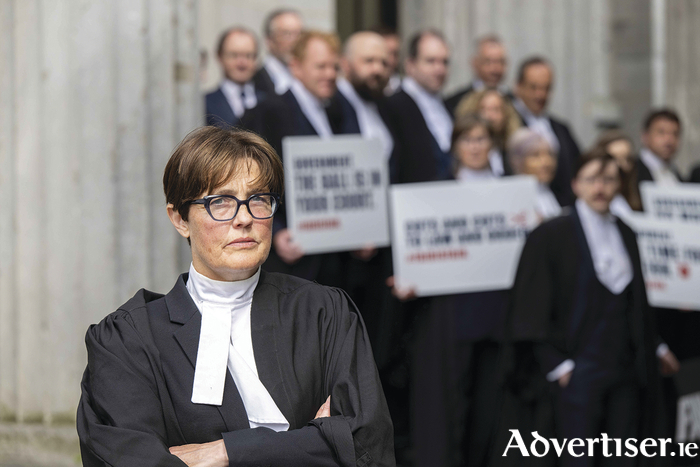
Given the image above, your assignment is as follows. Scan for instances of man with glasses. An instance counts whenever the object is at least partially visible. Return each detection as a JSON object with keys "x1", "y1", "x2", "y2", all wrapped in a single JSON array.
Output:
[
  {"x1": 206, "y1": 27, "x2": 267, "y2": 129},
  {"x1": 507, "y1": 150, "x2": 664, "y2": 467},
  {"x1": 254, "y1": 9, "x2": 303, "y2": 96}
]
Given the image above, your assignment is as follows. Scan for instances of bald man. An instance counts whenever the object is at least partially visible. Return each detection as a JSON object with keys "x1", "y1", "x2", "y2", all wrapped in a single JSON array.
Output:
[
  {"x1": 333, "y1": 31, "x2": 396, "y2": 380},
  {"x1": 335, "y1": 31, "x2": 393, "y2": 159}
]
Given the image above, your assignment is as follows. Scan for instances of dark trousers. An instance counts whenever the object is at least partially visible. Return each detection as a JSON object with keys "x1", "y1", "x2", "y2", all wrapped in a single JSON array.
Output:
[
  {"x1": 457, "y1": 339, "x2": 503, "y2": 467},
  {"x1": 555, "y1": 359, "x2": 641, "y2": 467}
]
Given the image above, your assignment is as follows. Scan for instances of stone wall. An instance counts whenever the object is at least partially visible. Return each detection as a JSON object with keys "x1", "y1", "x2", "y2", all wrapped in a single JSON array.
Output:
[
  {"x1": 0, "y1": 0, "x2": 200, "y2": 439},
  {"x1": 665, "y1": 0, "x2": 700, "y2": 176}
]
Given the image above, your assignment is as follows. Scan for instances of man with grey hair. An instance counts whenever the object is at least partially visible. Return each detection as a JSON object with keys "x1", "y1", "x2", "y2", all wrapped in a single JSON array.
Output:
[
  {"x1": 253, "y1": 8, "x2": 303, "y2": 95},
  {"x1": 445, "y1": 34, "x2": 510, "y2": 116}
]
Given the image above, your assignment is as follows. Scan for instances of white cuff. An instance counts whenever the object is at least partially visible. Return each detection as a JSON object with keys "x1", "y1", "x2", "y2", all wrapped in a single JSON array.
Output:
[
  {"x1": 546, "y1": 359, "x2": 575, "y2": 382},
  {"x1": 656, "y1": 343, "x2": 670, "y2": 358}
]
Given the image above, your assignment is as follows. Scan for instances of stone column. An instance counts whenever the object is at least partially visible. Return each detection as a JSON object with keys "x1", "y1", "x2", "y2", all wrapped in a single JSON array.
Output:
[
  {"x1": 665, "y1": 0, "x2": 700, "y2": 175},
  {"x1": 0, "y1": 0, "x2": 200, "y2": 429}
]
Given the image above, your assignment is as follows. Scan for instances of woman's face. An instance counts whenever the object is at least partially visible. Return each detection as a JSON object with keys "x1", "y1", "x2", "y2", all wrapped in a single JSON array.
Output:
[
  {"x1": 170, "y1": 161, "x2": 273, "y2": 282},
  {"x1": 522, "y1": 142, "x2": 557, "y2": 185},
  {"x1": 478, "y1": 92, "x2": 505, "y2": 132},
  {"x1": 455, "y1": 125, "x2": 492, "y2": 171},
  {"x1": 606, "y1": 139, "x2": 634, "y2": 173}
]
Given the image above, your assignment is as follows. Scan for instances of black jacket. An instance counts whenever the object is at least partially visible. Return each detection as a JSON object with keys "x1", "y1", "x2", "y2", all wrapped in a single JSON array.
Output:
[
  {"x1": 383, "y1": 90, "x2": 453, "y2": 184},
  {"x1": 77, "y1": 270, "x2": 395, "y2": 467}
]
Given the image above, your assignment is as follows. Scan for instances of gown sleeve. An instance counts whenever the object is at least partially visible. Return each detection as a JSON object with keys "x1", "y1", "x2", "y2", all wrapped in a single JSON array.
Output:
[
  {"x1": 77, "y1": 311, "x2": 187, "y2": 466},
  {"x1": 221, "y1": 286, "x2": 395, "y2": 467},
  {"x1": 509, "y1": 223, "x2": 569, "y2": 373}
]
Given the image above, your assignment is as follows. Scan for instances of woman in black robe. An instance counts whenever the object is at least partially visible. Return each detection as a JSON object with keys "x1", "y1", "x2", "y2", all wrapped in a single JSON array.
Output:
[{"x1": 77, "y1": 127, "x2": 395, "y2": 467}]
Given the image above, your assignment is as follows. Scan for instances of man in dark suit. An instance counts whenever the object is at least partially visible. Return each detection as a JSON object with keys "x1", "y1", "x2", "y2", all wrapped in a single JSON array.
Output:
[
  {"x1": 335, "y1": 29, "x2": 395, "y2": 378},
  {"x1": 253, "y1": 9, "x2": 303, "y2": 96},
  {"x1": 244, "y1": 31, "x2": 358, "y2": 288},
  {"x1": 382, "y1": 29, "x2": 456, "y2": 466},
  {"x1": 513, "y1": 56, "x2": 581, "y2": 207},
  {"x1": 637, "y1": 108, "x2": 684, "y2": 188},
  {"x1": 507, "y1": 151, "x2": 669, "y2": 466},
  {"x1": 636, "y1": 108, "x2": 692, "y2": 454},
  {"x1": 384, "y1": 29, "x2": 453, "y2": 185},
  {"x1": 205, "y1": 27, "x2": 268, "y2": 128},
  {"x1": 445, "y1": 34, "x2": 511, "y2": 116}
]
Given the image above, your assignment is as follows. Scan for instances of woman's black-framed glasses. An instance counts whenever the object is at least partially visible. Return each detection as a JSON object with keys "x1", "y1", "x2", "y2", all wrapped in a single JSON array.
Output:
[{"x1": 184, "y1": 193, "x2": 280, "y2": 222}]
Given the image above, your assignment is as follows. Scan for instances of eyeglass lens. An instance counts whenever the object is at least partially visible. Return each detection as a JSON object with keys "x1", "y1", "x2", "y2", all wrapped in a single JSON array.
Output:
[{"x1": 208, "y1": 195, "x2": 277, "y2": 221}]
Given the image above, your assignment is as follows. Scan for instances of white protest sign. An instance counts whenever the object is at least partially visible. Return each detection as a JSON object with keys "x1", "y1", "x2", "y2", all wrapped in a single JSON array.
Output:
[
  {"x1": 283, "y1": 135, "x2": 390, "y2": 254},
  {"x1": 389, "y1": 176, "x2": 539, "y2": 297},
  {"x1": 623, "y1": 213, "x2": 700, "y2": 311},
  {"x1": 640, "y1": 182, "x2": 700, "y2": 222}
]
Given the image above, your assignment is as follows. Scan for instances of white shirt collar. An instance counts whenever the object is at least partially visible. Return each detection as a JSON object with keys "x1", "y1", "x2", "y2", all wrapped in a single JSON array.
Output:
[
  {"x1": 385, "y1": 73, "x2": 402, "y2": 95},
  {"x1": 640, "y1": 148, "x2": 680, "y2": 185},
  {"x1": 289, "y1": 79, "x2": 333, "y2": 138},
  {"x1": 401, "y1": 76, "x2": 453, "y2": 152},
  {"x1": 187, "y1": 262, "x2": 259, "y2": 305},
  {"x1": 220, "y1": 79, "x2": 256, "y2": 119},
  {"x1": 337, "y1": 78, "x2": 394, "y2": 159},
  {"x1": 575, "y1": 199, "x2": 633, "y2": 294},
  {"x1": 186, "y1": 264, "x2": 289, "y2": 431},
  {"x1": 472, "y1": 79, "x2": 509, "y2": 95},
  {"x1": 263, "y1": 55, "x2": 293, "y2": 95},
  {"x1": 536, "y1": 183, "x2": 562, "y2": 220},
  {"x1": 513, "y1": 98, "x2": 560, "y2": 153}
]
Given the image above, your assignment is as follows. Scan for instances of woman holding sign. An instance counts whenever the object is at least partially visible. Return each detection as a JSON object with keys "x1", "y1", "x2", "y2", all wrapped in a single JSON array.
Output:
[{"x1": 77, "y1": 127, "x2": 395, "y2": 467}]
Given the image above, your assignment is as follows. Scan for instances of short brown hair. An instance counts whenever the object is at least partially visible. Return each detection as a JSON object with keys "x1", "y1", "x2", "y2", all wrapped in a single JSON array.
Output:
[
  {"x1": 451, "y1": 114, "x2": 493, "y2": 151},
  {"x1": 575, "y1": 146, "x2": 620, "y2": 179},
  {"x1": 291, "y1": 30, "x2": 340, "y2": 62},
  {"x1": 216, "y1": 27, "x2": 259, "y2": 57},
  {"x1": 163, "y1": 127, "x2": 284, "y2": 221},
  {"x1": 643, "y1": 108, "x2": 681, "y2": 132}
]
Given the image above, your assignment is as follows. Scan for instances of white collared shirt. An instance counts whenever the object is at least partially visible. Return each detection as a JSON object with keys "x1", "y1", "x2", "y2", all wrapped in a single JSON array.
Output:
[
  {"x1": 470, "y1": 79, "x2": 510, "y2": 96},
  {"x1": 220, "y1": 79, "x2": 257, "y2": 119},
  {"x1": 401, "y1": 76, "x2": 453, "y2": 153},
  {"x1": 609, "y1": 194, "x2": 633, "y2": 219},
  {"x1": 488, "y1": 148, "x2": 505, "y2": 177},
  {"x1": 513, "y1": 98, "x2": 560, "y2": 154},
  {"x1": 289, "y1": 79, "x2": 333, "y2": 138},
  {"x1": 187, "y1": 264, "x2": 289, "y2": 431},
  {"x1": 337, "y1": 78, "x2": 393, "y2": 160},
  {"x1": 385, "y1": 73, "x2": 402, "y2": 96},
  {"x1": 263, "y1": 55, "x2": 293, "y2": 95},
  {"x1": 639, "y1": 148, "x2": 680, "y2": 185},
  {"x1": 536, "y1": 183, "x2": 562, "y2": 220},
  {"x1": 576, "y1": 199, "x2": 633, "y2": 295}
]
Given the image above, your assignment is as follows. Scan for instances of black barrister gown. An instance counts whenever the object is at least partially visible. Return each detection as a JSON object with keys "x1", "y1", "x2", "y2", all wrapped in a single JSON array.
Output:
[
  {"x1": 491, "y1": 209, "x2": 661, "y2": 467},
  {"x1": 77, "y1": 270, "x2": 395, "y2": 467}
]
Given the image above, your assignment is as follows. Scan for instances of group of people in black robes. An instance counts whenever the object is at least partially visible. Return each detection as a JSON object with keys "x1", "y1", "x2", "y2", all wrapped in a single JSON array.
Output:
[{"x1": 77, "y1": 6, "x2": 700, "y2": 467}]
